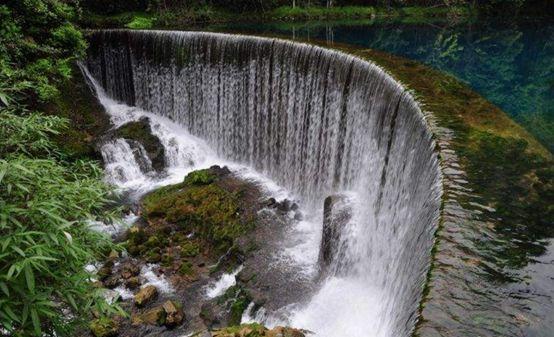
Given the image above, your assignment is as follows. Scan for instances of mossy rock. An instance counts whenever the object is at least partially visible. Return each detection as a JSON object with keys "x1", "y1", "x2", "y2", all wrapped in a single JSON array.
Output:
[
  {"x1": 184, "y1": 168, "x2": 217, "y2": 186},
  {"x1": 115, "y1": 117, "x2": 165, "y2": 171},
  {"x1": 89, "y1": 317, "x2": 119, "y2": 337},
  {"x1": 142, "y1": 167, "x2": 255, "y2": 254}
]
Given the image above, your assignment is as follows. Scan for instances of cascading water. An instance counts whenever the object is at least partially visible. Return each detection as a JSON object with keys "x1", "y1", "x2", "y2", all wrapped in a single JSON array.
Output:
[{"x1": 85, "y1": 30, "x2": 442, "y2": 337}]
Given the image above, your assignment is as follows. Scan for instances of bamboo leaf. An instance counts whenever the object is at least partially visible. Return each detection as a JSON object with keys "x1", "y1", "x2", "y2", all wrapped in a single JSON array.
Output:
[
  {"x1": 30, "y1": 307, "x2": 41, "y2": 336},
  {"x1": 24, "y1": 265, "x2": 35, "y2": 293},
  {"x1": 0, "y1": 282, "x2": 9, "y2": 297}
]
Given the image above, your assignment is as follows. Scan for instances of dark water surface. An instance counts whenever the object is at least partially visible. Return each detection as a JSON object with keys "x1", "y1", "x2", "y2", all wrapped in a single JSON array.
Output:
[{"x1": 211, "y1": 18, "x2": 554, "y2": 152}]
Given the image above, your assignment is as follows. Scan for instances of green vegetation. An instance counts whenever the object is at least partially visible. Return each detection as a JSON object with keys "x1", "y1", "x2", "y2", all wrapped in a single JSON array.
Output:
[
  {"x1": 125, "y1": 15, "x2": 155, "y2": 29},
  {"x1": 0, "y1": 1, "x2": 120, "y2": 336},
  {"x1": 271, "y1": 5, "x2": 375, "y2": 21},
  {"x1": 79, "y1": 0, "x2": 552, "y2": 28},
  {"x1": 184, "y1": 168, "x2": 217, "y2": 186},
  {"x1": 142, "y1": 169, "x2": 254, "y2": 253}
]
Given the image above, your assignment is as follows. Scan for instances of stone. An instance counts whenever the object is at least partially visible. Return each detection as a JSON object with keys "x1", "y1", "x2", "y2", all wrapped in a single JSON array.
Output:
[
  {"x1": 107, "y1": 250, "x2": 119, "y2": 261},
  {"x1": 121, "y1": 262, "x2": 140, "y2": 279},
  {"x1": 96, "y1": 262, "x2": 113, "y2": 281},
  {"x1": 89, "y1": 317, "x2": 118, "y2": 337},
  {"x1": 125, "y1": 276, "x2": 141, "y2": 289},
  {"x1": 102, "y1": 275, "x2": 121, "y2": 289},
  {"x1": 276, "y1": 199, "x2": 292, "y2": 212},
  {"x1": 134, "y1": 285, "x2": 158, "y2": 307},
  {"x1": 319, "y1": 194, "x2": 352, "y2": 273},
  {"x1": 266, "y1": 326, "x2": 307, "y2": 337},
  {"x1": 200, "y1": 302, "x2": 221, "y2": 328},
  {"x1": 265, "y1": 197, "x2": 276, "y2": 207},
  {"x1": 162, "y1": 300, "x2": 184, "y2": 327},
  {"x1": 134, "y1": 306, "x2": 166, "y2": 326},
  {"x1": 114, "y1": 117, "x2": 166, "y2": 172}
]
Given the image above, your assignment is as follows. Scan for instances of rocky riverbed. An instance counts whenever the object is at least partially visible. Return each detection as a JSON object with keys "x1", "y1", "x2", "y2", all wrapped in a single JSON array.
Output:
[{"x1": 87, "y1": 165, "x2": 312, "y2": 337}]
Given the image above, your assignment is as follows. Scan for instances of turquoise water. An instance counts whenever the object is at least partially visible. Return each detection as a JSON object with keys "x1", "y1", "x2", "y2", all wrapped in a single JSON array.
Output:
[{"x1": 213, "y1": 18, "x2": 554, "y2": 152}]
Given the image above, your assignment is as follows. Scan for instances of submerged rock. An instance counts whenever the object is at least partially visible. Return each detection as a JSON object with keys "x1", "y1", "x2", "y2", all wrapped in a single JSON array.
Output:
[
  {"x1": 319, "y1": 194, "x2": 352, "y2": 273},
  {"x1": 134, "y1": 285, "x2": 158, "y2": 307}
]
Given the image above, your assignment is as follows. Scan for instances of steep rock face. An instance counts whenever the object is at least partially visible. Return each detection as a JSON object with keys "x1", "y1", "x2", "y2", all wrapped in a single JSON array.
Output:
[{"x1": 319, "y1": 194, "x2": 352, "y2": 274}]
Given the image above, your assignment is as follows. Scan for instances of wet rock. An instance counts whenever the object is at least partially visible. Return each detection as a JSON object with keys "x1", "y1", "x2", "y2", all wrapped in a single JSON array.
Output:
[
  {"x1": 107, "y1": 250, "x2": 119, "y2": 262},
  {"x1": 125, "y1": 276, "x2": 141, "y2": 290},
  {"x1": 114, "y1": 117, "x2": 165, "y2": 172},
  {"x1": 121, "y1": 262, "x2": 140, "y2": 279},
  {"x1": 162, "y1": 300, "x2": 184, "y2": 327},
  {"x1": 211, "y1": 324, "x2": 307, "y2": 337},
  {"x1": 276, "y1": 199, "x2": 292, "y2": 212},
  {"x1": 266, "y1": 326, "x2": 307, "y2": 337},
  {"x1": 265, "y1": 197, "x2": 276, "y2": 207},
  {"x1": 200, "y1": 302, "x2": 221, "y2": 328},
  {"x1": 132, "y1": 306, "x2": 166, "y2": 326},
  {"x1": 89, "y1": 317, "x2": 118, "y2": 337},
  {"x1": 209, "y1": 165, "x2": 231, "y2": 177},
  {"x1": 102, "y1": 275, "x2": 121, "y2": 289},
  {"x1": 319, "y1": 194, "x2": 352, "y2": 272},
  {"x1": 134, "y1": 285, "x2": 158, "y2": 307},
  {"x1": 97, "y1": 261, "x2": 113, "y2": 281}
]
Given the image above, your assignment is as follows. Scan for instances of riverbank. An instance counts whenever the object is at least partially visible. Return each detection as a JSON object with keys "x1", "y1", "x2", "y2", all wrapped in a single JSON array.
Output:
[{"x1": 80, "y1": 5, "x2": 474, "y2": 29}]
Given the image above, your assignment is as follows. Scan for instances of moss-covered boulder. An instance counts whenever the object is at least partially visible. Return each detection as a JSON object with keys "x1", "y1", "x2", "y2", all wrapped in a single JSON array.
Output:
[
  {"x1": 162, "y1": 300, "x2": 184, "y2": 327},
  {"x1": 134, "y1": 285, "x2": 158, "y2": 307},
  {"x1": 115, "y1": 117, "x2": 165, "y2": 171},
  {"x1": 132, "y1": 306, "x2": 166, "y2": 326},
  {"x1": 140, "y1": 165, "x2": 256, "y2": 254},
  {"x1": 89, "y1": 317, "x2": 119, "y2": 337}
]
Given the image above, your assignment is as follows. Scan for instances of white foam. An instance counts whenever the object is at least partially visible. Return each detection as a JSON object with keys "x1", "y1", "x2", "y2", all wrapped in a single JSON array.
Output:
[
  {"x1": 141, "y1": 264, "x2": 174, "y2": 293},
  {"x1": 289, "y1": 277, "x2": 385, "y2": 337},
  {"x1": 113, "y1": 285, "x2": 134, "y2": 301},
  {"x1": 205, "y1": 265, "x2": 244, "y2": 298}
]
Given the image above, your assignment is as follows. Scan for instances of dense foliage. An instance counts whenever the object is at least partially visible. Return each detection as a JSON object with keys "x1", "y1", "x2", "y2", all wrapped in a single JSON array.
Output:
[
  {"x1": 81, "y1": 0, "x2": 552, "y2": 15},
  {"x1": 0, "y1": 1, "x2": 119, "y2": 336}
]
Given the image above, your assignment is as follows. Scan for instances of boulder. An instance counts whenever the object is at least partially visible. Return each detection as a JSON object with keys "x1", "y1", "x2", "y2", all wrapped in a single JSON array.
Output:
[
  {"x1": 132, "y1": 306, "x2": 166, "y2": 326},
  {"x1": 121, "y1": 262, "x2": 140, "y2": 279},
  {"x1": 134, "y1": 285, "x2": 158, "y2": 307},
  {"x1": 114, "y1": 117, "x2": 166, "y2": 172},
  {"x1": 125, "y1": 276, "x2": 141, "y2": 290},
  {"x1": 162, "y1": 300, "x2": 184, "y2": 327},
  {"x1": 89, "y1": 317, "x2": 118, "y2": 337},
  {"x1": 318, "y1": 195, "x2": 352, "y2": 273}
]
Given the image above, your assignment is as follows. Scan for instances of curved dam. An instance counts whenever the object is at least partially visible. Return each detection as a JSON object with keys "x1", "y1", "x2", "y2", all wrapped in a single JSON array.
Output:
[{"x1": 86, "y1": 30, "x2": 443, "y2": 337}]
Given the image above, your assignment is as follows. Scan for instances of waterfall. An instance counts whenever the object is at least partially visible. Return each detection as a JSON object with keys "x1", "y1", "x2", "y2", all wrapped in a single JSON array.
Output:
[{"x1": 86, "y1": 30, "x2": 442, "y2": 337}]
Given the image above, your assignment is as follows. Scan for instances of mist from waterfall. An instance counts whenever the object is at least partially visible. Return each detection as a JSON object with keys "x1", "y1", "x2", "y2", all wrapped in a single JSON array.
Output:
[{"x1": 86, "y1": 30, "x2": 442, "y2": 337}]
